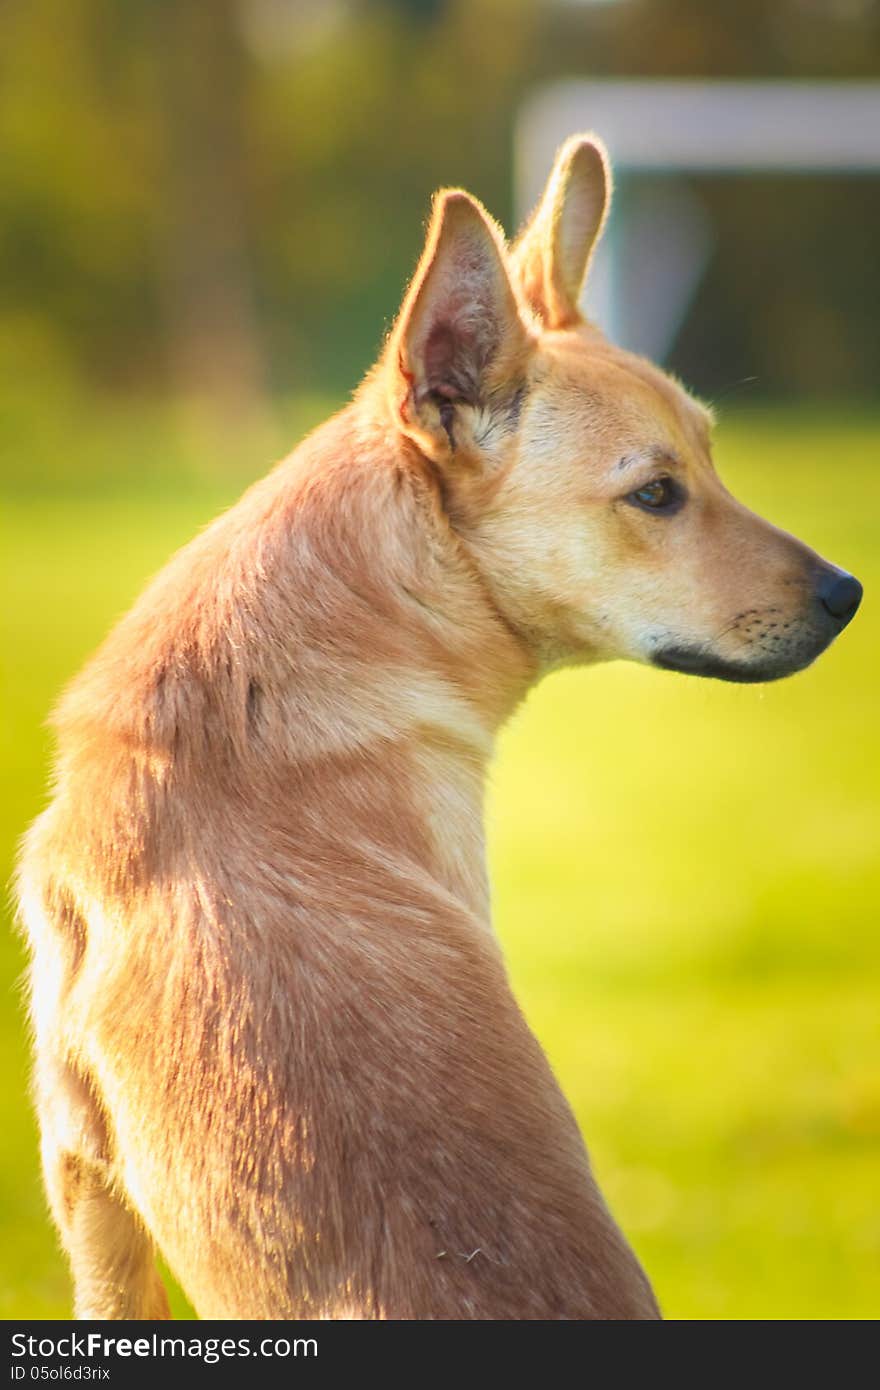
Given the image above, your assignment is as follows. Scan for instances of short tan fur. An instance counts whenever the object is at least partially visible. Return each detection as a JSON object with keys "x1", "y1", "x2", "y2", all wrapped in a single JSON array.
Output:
[{"x1": 17, "y1": 135, "x2": 860, "y2": 1320}]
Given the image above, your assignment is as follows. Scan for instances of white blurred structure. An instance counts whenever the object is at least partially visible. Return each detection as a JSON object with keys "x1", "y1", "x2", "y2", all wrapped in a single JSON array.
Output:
[{"x1": 516, "y1": 81, "x2": 880, "y2": 361}]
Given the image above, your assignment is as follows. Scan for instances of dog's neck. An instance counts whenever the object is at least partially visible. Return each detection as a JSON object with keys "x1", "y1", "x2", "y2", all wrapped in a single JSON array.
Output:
[
  {"x1": 250, "y1": 395, "x2": 540, "y2": 927},
  {"x1": 308, "y1": 397, "x2": 537, "y2": 924}
]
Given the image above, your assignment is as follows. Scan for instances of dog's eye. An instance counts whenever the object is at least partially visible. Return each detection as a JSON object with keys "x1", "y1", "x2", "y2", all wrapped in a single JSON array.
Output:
[{"x1": 627, "y1": 477, "x2": 681, "y2": 513}]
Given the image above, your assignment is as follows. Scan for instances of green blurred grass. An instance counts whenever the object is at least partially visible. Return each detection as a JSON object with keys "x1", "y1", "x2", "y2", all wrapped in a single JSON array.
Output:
[{"x1": 2, "y1": 402, "x2": 878, "y2": 1320}]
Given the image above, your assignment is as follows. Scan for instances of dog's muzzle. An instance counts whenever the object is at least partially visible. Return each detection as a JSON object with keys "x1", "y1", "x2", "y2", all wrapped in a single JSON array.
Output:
[{"x1": 652, "y1": 565, "x2": 863, "y2": 684}]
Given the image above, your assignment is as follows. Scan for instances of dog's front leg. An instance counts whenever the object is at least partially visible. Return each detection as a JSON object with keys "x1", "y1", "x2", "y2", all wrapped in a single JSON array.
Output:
[{"x1": 34, "y1": 1049, "x2": 170, "y2": 1321}]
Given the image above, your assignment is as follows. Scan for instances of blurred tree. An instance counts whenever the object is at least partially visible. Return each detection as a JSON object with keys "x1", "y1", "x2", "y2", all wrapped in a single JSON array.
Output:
[
  {"x1": 151, "y1": 0, "x2": 266, "y2": 422},
  {"x1": 0, "y1": 0, "x2": 158, "y2": 385}
]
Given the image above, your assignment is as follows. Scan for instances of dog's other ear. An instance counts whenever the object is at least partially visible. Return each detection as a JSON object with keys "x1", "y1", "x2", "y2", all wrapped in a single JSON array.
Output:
[
  {"x1": 388, "y1": 189, "x2": 532, "y2": 463},
  {"x1": 509, "y1": 134, "x2": 611, "y2": 330}
]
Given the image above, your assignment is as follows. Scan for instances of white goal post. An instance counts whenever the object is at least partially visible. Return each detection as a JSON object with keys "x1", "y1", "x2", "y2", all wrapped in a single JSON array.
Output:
[{"x1": 515, "y1": 80, "x2": 880, "y2": 360}]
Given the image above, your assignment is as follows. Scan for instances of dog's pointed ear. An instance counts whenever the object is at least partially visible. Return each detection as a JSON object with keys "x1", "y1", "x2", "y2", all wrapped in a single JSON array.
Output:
[
  {"x1": 387, "y1": 189, "x2": 532, "y2": 463},
  {"x1": 509, "y1": 134, "x2": 611, "y2": 330}
]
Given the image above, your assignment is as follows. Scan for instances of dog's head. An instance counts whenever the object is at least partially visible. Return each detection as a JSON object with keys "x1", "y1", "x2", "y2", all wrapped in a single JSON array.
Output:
[{"x1": 385, "y1": 135, "x2": 861, "y2": 681}]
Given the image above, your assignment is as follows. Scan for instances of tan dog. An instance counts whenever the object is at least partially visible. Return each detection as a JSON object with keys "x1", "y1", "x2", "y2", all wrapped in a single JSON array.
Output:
[{"x1": 17, "y1": 135, "x2": 861, "y2": 1320}]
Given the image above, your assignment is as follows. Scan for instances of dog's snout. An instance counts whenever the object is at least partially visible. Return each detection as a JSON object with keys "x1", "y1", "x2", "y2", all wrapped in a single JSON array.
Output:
[{"x1": 817, "y1": 568, "x2": 863, "y2": 627}]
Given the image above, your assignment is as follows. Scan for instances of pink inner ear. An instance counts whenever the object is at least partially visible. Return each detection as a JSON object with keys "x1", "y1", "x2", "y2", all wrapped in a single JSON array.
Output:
[
  {"x1": 423, "y1": 319, "x2": 484, "y2": 406},
  {"x1": 424, "y1": 322, "x2": 457, "y2": 387}
]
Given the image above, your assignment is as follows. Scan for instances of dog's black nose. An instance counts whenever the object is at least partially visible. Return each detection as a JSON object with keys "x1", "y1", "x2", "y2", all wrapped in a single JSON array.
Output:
[{"x1": 817, "y1": 570, "x2": 863, "y2": 625}]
